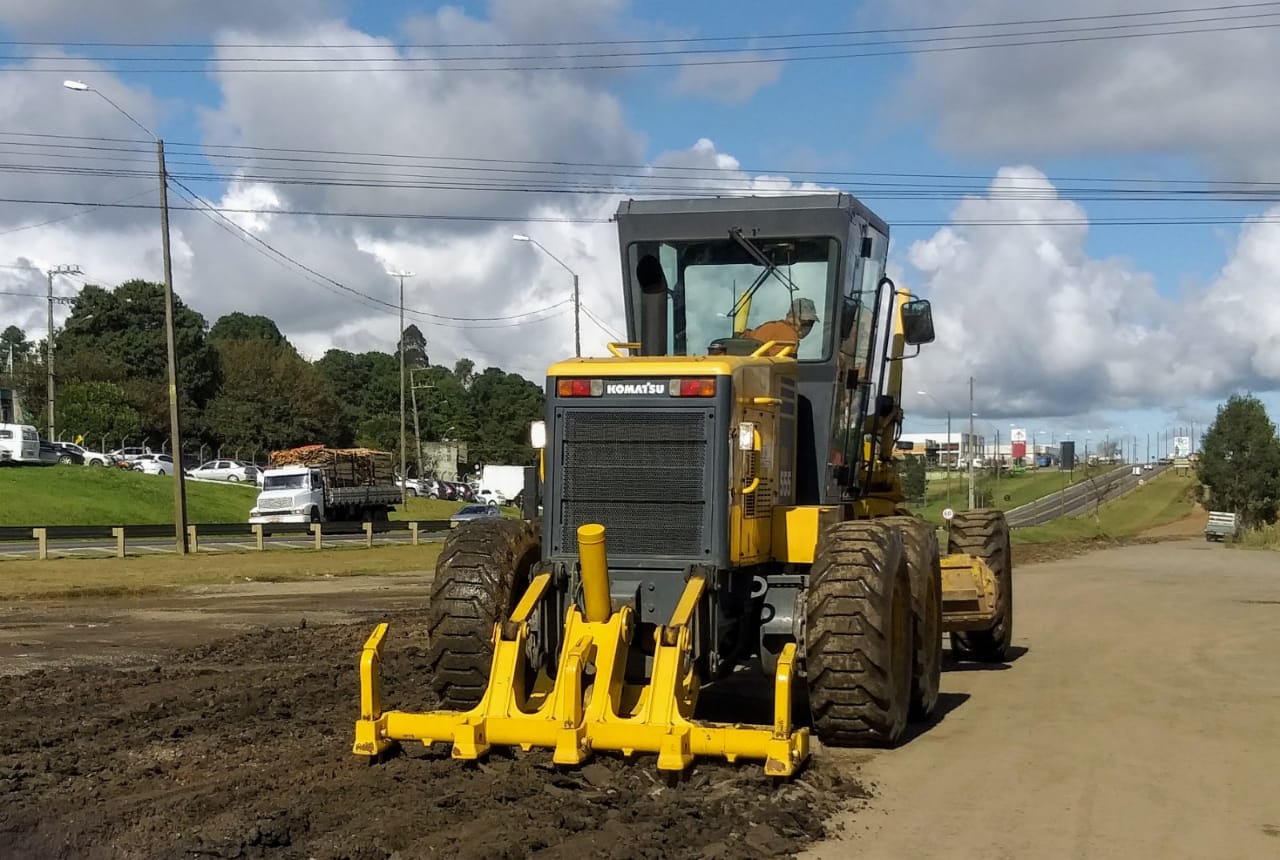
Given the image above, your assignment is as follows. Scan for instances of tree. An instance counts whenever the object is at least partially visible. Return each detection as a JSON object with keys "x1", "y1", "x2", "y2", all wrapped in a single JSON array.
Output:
[
  {"x1": 902, "y1": 455, "x2": 928, "y2": 503},
  {"x1": 1197, "y1": 394, "x2": 1280, "y2": 527},
  {"x1": 466, "y1": 367, "x2": 544, "y2": 465},
  {"x1": 1, "y1": 325, "x2": 29, "y2": 368},
  {"x1": 398, "y1": 324, "x2": 428, "y2": 368},
  {"x1": 55, "y1": 281, "x2": 222, "y2": 441},
  {"x1": 209, "y1": 312, "x2": 287, "y2": 346},
  {"x1": 55, "y1": 381, "x2": 142, "y2": 446},
  {"x1": 453, "y1": 358, "x2": 475, "y2": 389}
]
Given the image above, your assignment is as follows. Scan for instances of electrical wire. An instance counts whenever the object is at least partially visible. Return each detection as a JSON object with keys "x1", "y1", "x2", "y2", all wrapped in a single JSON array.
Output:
[{"x1": 3, "y1": 8, "x2": 1279, "y2": 73}]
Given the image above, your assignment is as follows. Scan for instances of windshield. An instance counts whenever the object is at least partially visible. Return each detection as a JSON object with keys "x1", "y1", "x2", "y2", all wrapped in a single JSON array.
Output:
[
  {"x1": 627, "y1": 236, "x2": 840, "y2": 360},
  {"x1": 458, "y1": 505, "x2": 488, "y2": 515},
  {"x1": 264, "y1": 474, "x2": 310, "y2": 491}
]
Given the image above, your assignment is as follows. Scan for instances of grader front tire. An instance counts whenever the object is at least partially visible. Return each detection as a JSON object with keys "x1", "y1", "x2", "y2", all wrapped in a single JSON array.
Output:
[
  {"x1": 805, "y1": 521, "x2": 914, "y2": 747},
  {"x1": 424, "y1": 519, "x2": 541, "y2": 709},
  {"x1": 947, "y1": 509, "x2": 1013, "y2": 663},
  {"x1": 880, "y1": 516, "x2": 943, "y2": 720}
]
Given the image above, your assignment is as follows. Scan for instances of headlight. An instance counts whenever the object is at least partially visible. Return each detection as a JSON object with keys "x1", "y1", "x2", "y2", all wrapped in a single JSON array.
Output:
[{"x1": 292, "y1": 507, "x2": 308, "y2": 515}]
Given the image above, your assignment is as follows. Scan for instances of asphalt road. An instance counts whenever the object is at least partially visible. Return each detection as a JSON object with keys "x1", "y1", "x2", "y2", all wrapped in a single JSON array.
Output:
[
  {"x1": 0, "y1": 529, "x2": 444, "y2": 559},
  {"x1": 1006, "y1": 463, "x2": 1172, "y2": 528}
]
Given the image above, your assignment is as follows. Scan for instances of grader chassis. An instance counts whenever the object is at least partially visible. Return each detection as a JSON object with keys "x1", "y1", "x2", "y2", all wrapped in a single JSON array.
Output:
[{"x1": 355, "y1": 194, "x2": 1013, "y2": 776}]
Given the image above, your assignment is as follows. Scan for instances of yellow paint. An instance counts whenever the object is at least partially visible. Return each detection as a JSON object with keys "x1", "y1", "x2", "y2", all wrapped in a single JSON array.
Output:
[
  {"x1": 577, "y1": 524, "x2": 612, "y2": 623},
  {"x1": 352, "y1": 534, "x2": 809, "y2": 776},
  {"x1": 770, "y1": 505, "x2": 841, "y2": 563},
  {"x1": 940, "y1": 552, "x2": 999, "y2": 633}
]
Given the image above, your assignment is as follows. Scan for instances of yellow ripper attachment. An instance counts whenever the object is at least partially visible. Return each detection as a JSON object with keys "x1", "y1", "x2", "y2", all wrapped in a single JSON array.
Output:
[
  {"x1": 939, "y1": 552, "x2": 999, "y2": 631},
  {"x1": 354, "y1": 524, "x2": 810, "y2": 776}
]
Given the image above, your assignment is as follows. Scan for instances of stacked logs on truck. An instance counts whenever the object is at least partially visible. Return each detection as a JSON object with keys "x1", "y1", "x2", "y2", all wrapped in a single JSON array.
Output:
[{"x1": 268, "y1": 445, "x2": 394, "y2": 486}]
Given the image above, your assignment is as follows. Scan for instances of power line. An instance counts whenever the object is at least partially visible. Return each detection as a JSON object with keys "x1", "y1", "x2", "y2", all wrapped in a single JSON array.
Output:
[
  {"x1": 3, "y1": 2, "x2": 1274, "y2": 49},
  {"x1": 166, "y1": 177, "x2": 577, "y2": 326},
  {"x1": 4, "y1": 11, "x2": 1279, "y2": 73}
]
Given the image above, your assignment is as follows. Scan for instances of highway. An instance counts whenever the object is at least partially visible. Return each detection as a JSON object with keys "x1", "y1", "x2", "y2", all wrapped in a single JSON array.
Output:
[{"x1": 1006, "y1": 463, "x2": 1171, "y2": 528}]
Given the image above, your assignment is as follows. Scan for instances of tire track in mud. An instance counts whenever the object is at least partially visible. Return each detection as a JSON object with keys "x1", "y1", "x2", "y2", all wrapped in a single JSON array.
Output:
[{"x1": 0, "y1": 610, "x2": 868, "y2": 859}]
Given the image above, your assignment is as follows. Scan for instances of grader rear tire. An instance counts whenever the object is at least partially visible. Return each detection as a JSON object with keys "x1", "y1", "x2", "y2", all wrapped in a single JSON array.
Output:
[
  {"x1": 425, "y1": 519, "x2": 541, "y2": 709},
  {"x1": 880, "y1": 516, "x2": 943, "y2": 719},
  {"x1": 805, "y1": 521, "x2": 914, "y2": 747},
  {"x1": 947, "y1": 509, "x2": 1013, "y2": 663}
]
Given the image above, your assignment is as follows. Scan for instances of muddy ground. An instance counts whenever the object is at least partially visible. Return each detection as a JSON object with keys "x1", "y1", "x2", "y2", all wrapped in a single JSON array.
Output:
[{"x1": 0, "y1": 600, "x2": 863, "y2": 860}]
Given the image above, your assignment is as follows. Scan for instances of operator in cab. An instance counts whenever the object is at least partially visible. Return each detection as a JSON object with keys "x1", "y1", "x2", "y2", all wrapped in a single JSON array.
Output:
[{"x1": 741, "y1": 297, "x2": 819, "y2": 353}]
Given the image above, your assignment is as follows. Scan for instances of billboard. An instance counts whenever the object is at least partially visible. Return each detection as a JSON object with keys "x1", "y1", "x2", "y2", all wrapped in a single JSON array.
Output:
[
  {"x1": 1173, "y1": 436, "x2": 1191, "y2": 458},
  {"x1": 1010, "y1": 427, "x2": 1027, "y2": 459},
  {"x1": 1060, "y1": 440, "x2": 1076, "y2": 471}
]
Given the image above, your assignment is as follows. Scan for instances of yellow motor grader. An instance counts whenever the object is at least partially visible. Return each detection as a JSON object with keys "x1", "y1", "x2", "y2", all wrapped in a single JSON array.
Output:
[{"x1": 354, "y1": 194, "x2": 1012, "y2": 776}]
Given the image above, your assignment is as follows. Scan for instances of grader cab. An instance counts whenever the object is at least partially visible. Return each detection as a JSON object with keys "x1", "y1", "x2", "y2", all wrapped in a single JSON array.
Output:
[{"x1": 354, "y1": 194, "x2": 1012, "y2": 776}]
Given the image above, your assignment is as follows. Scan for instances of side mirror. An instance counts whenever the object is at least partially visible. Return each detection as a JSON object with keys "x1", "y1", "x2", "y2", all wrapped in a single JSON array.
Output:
[{"x1": 900, "y1": 298, "x2": 935, "y2": 346}]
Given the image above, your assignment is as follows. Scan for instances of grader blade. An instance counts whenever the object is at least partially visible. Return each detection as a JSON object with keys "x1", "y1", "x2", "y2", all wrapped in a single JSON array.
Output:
[{"x1": 354, "y1": 524, "x2": 810, "y2": 776}]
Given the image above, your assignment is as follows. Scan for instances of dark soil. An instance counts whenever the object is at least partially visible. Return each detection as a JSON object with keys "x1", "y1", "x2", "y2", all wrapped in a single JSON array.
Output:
[{"x1": 0, "y1": 610, "x2": 867, "y2": 859}]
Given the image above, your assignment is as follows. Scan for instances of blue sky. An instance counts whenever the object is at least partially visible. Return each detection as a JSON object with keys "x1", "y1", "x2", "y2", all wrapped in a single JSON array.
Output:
[{"x1": 1, "y1": 0, "x2": 1278, "y2": 446}]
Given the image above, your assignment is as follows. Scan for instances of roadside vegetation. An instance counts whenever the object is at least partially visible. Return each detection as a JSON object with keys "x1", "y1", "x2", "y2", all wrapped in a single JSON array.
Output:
[
  {"x1": 1195, "y1": 394, "x2": 1280, "y2": 550},
  {"x1": 0, "y1": 466, "x2": 258, "y2": 526},
  {"x1": 913, "y1": 465, "x2": 1090, "y2": 524}
]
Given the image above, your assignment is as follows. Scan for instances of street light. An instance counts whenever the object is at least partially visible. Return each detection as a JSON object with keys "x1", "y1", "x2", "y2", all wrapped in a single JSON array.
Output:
[
  {"x1": 513, "y1": 233, "x2": 581, "y2": 357},
  {"x1": 916, "y1": 389, "x2": 952, "y2": 503},
  {"x1": 64, "y1": 79, "x2": 189, "y2": 555}
]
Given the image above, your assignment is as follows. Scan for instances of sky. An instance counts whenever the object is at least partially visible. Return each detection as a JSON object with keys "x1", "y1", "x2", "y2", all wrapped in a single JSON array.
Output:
[{"x1": 1, "y1": 0, "x2": 1279, "y2": 453}]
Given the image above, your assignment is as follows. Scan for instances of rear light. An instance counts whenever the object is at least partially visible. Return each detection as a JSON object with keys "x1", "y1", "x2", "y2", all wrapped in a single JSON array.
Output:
[
  {"x1": 556, "y1": 378, "x2": 603, "y2": 397},
  {"x1": 673, "y1": 378, "x2": 716, "y2": 397}
]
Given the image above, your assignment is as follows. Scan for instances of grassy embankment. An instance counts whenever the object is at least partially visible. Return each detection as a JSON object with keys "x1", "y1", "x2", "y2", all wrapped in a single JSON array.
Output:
[{"x1": 1013, "y1": 470, "x2": 1197, "y2": 544}]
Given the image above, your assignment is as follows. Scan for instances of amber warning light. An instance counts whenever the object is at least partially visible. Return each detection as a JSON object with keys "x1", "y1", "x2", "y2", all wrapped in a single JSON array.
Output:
[{"x1": 555, "y1": 378, "x2": 716, "y2": 397}]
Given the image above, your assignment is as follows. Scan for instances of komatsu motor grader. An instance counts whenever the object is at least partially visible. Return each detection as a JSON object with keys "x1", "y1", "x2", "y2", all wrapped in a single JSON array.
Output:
[{"x1": 354, "y1": 194, "x2": 1013, "y2": 776}]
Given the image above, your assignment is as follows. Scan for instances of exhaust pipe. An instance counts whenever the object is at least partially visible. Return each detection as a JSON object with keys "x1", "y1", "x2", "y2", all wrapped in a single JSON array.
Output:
[{"x1": 635, "y1": 254, "x2": 668, "y2": 356}]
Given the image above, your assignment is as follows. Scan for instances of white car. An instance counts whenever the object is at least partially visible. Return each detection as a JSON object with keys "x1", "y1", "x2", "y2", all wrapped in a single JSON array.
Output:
[
  {"x1": 138, "y1": 454, "x2": 176, "y2": 476},
  {"x1": 53, "y1": 442, "x2": 110, "y2": 466},
  {"x1": 477, "y1": 488, "x2": 508, "y2": 507},
  {"x1": 188, "y1": 459, "x2": 259, "y2": 482}
]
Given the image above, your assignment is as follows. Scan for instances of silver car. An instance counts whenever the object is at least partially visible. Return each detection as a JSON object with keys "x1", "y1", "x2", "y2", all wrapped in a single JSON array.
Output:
[{"x1": 450, "y1": 504, "x2": 502, "y2": 528}]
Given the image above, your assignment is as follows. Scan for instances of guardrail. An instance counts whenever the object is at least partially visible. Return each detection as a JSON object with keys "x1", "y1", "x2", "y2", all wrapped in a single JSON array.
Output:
[{"x1": 0, "y1": 519, "x2": 454, "y2": 560}]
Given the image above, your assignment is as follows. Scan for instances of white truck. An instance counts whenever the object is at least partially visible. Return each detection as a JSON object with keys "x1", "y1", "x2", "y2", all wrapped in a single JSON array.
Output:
[
  {"x1": 477, "y1": 464, "x2": 528, "y2": 507},
  {"x1": 249, "y1": 446, "x2": 402, "y2": 529}
]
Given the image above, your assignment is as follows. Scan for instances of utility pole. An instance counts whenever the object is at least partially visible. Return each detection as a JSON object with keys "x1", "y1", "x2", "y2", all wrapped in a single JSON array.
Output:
[
  {"x1": 158, "y1": 139, "x2": 189, "y2": 555},
  {"x1": 387, "y1": 270, "x2": 415, "y2": 487},
  {"x1": 945, "y1": 409, "x2": 952, "y2": 504},
  {"x1": 968, "y1": 376, "x2": 976, "y2": 510},
  {"x1": 45, "y1": 264, "x2": 81, "y2": 440}
]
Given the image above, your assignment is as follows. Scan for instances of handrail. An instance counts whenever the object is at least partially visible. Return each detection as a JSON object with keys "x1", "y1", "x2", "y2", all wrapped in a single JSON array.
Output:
[{"x1": 607, "y1": 341, "x2": 642, "y2": 357}]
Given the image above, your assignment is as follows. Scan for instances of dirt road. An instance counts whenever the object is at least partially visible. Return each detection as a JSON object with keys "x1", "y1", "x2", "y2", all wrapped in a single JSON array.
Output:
[
  {"x1": 1, "y1": 539, "x2": 1277, "y2": 858},
  {"x1": 804, "y1": 540, "x2": 1280, "y2": 860}
]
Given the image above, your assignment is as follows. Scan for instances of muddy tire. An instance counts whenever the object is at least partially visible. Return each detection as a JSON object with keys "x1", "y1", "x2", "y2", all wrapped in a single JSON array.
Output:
[
  {"x1": 947, "y1": 509, "x2": 1013, "y2": 663},
  {"x1": 425, "y1": 518, "x2": 541, "y2": 709},
  {"x1": 879, "y1": 516, "x2": 942, "y2": 719},
  {"x1": 805, "y1": 521, "x2": 913, "y2": 747}
]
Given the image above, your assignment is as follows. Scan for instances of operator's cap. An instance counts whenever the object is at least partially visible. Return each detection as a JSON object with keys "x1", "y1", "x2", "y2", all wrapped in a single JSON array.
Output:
[{"x1": 792, "y1": 297, "x2": 819, "y2": 322}]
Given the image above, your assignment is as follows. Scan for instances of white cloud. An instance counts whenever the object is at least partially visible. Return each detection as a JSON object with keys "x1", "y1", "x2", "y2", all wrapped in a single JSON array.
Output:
[
  {"x1": 878, "y1": 0, "x2": 1280, "y2": 174},
  {"x1": 902, "y1": 167, "x2": 1280, "y2": 425}
]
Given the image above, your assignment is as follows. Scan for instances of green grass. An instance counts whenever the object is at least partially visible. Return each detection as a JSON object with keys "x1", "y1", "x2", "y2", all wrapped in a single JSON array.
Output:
[
  {"x1": 0, "y1": 465, "x2": 259, "y2": 526},
  {"x1": 1013, "y1": 471, "x2": 1197, "y2": 545},
  {"x1": 911, "y1": 467, "x2": 1084, "y2": 524},
  {"x1": 0, "y1": 543, "x2": 442, "y2": 600}
]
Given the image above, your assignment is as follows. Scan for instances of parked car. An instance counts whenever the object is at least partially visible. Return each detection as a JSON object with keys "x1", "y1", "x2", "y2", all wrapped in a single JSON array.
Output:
[
  {"x1": 187, "y1": 459, "x2": 259, "y2": 482},
  {"x1": 0, "y1": 424, "x2": 41, "y2": 464},
  {"x1": 36, "y1": 441, "x2": 62, "y2": 465},
  {"x1": 450, "y1": 504, "x2": 502, "y2": 528},
  {"x1": 477, "y1": 488, "x2": 507, "y2": 507},
  {"x1": 108, "y1": 446, "x2": 152, "y2": 465},
  {"x1": 138, "y1": 453, "x2": 176, "y2": 476},
  {"x1": 49, "y1": 441, "x2": 109, "y2": 466},
  {"x1": 46, "y1": 442, "x2": 87, "y2": 466}
]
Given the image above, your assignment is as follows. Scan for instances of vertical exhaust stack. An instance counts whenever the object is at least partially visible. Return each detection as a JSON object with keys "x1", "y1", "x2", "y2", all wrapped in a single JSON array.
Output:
[{"x1": 636, "y1": 254, "x2": 668, "y2": 356}]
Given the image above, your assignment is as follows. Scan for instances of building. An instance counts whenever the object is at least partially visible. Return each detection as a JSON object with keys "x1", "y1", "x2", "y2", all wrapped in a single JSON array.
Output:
[{"x1": 897, "y1": 431, "x2": 1062, "y2": 467}]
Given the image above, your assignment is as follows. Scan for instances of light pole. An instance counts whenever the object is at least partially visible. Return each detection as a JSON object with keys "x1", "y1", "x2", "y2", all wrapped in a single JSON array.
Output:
[
  {"x1": 968, "y1": 376, "x2": 976, "y2": 510},
  {"x1": 387, "y1": 269, "x2": 415, "y2": 489},
  {"x1": 513, "y1": 233, "x2": 580, "y2": 357},
  {"x1": 45, "y1": 264, "x2": 81, "y2": 440},
  {"x1": 64, "y1": 79, "x2": 188, "y2": 554},
  {"x1": 916, "y1": 389, "x2": 951, "y2": 503}
]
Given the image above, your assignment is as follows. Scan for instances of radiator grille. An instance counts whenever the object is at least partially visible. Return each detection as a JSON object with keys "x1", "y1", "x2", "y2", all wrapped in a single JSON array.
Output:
[{"x1": 557, "y1": 410, "x2": 710, "y2": 557}]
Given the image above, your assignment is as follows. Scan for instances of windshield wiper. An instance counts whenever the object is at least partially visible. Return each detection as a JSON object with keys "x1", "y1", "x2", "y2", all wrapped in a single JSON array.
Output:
[{"x1": 726, "y1": 227, "x2": 801, "y2": 320}]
